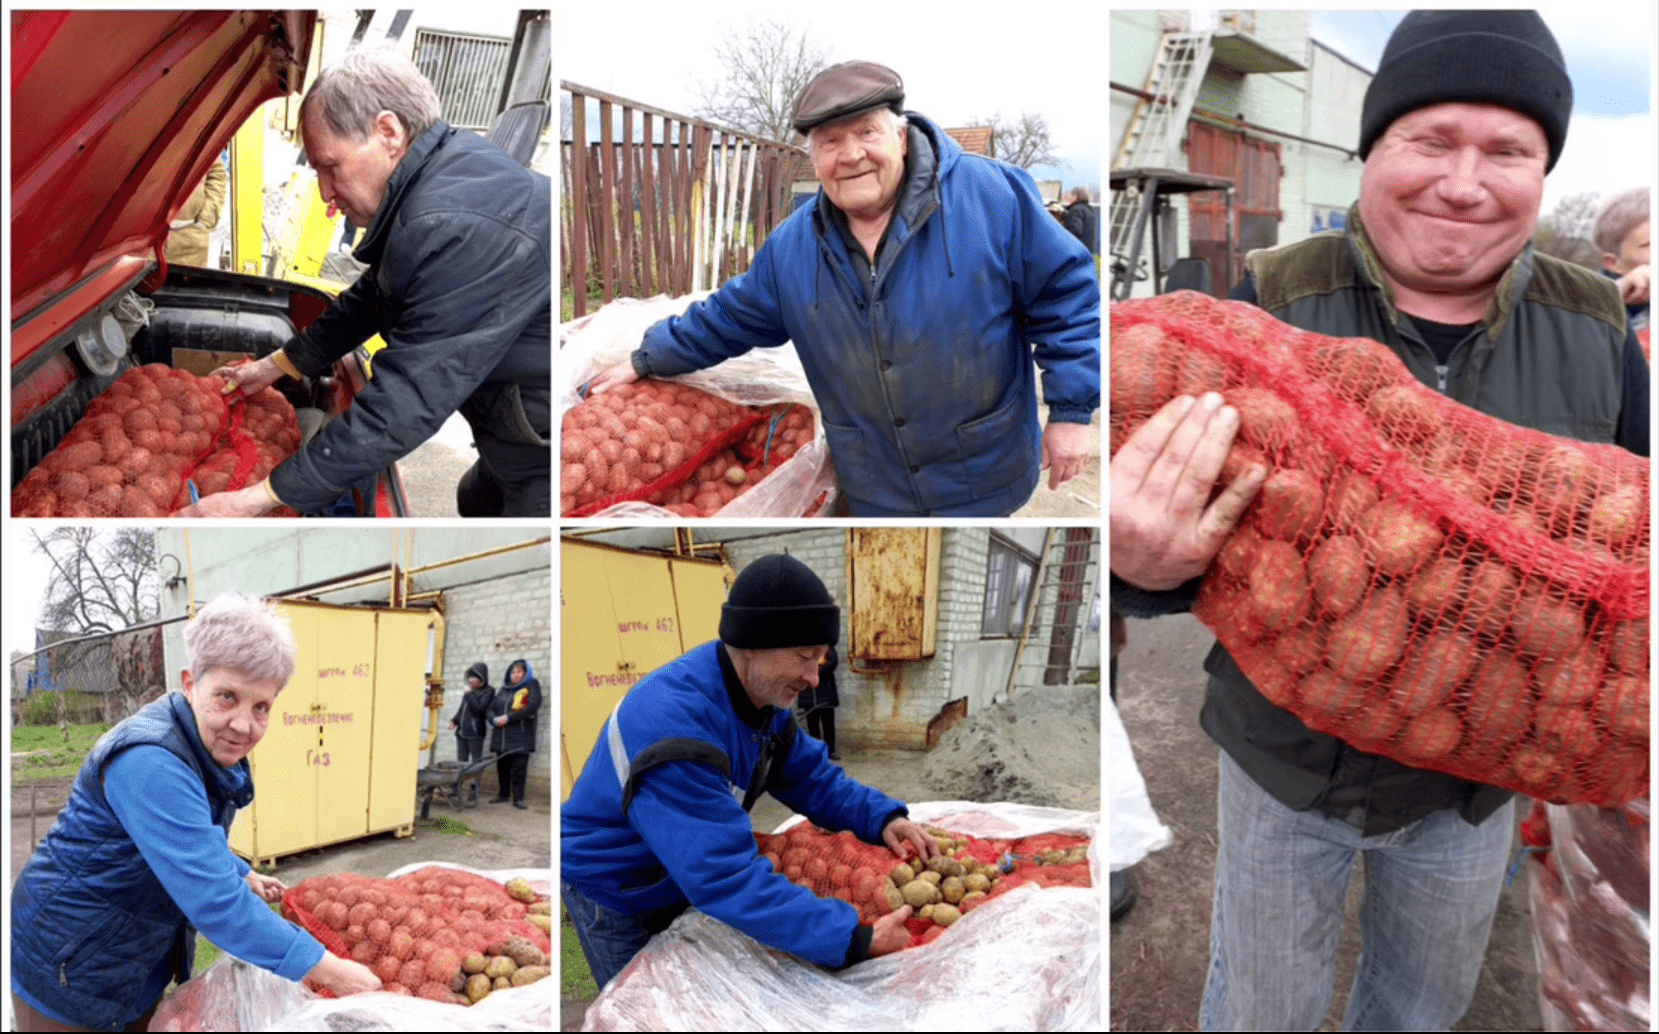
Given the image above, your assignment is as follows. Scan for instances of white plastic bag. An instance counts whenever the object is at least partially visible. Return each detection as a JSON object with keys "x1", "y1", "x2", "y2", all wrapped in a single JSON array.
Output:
[
  {"x1": 1108, "y1": 694, "x2": 1171, "y2": 870},
  {"x1": 559, "y1": 294, "x2": 837, "y2": 517},
  {"x1": 580, "y1": 802, "x2": 1100, "y2": 1032}
]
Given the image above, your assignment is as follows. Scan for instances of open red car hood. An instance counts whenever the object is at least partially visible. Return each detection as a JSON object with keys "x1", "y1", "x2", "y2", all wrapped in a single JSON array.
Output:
[{"x1": 10, "y1": 11, "x2": 314, "y2": 344}]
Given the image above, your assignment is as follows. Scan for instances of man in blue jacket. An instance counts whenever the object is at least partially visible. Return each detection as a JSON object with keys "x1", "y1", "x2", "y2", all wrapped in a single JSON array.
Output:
[
  {"x1": 562, "y1": 554, "x2": 938, "y2": 988},
  {"x1": 179, "y1": 46, "x2": 552, "y2": 518},
  {"x1": 588, "y1": 62, "x2": 1099, "y2": 517}
]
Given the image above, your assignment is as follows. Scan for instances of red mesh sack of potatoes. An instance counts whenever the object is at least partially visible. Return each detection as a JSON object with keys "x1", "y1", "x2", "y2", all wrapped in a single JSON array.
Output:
[
  {"x1": 560, "y1": 379, "x2": 815, "y2": 517},
  {"x1": 283, "y1": 870, "x2": 550, "y2": 1004},
  {"x1": 12, "y1": 364, "x2": 302, "y2": 517},
  {"x1": 1111, "y1": 291, "x2": 1650, "y2": 806},
  {"x1": 754, "y1": 822, "x2": 1088, "y2": 949}
]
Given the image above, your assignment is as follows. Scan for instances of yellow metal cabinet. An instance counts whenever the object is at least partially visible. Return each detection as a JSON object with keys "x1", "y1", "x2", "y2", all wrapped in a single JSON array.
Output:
[
  {"x1": 229, "y1": 600, "x2": 432, "y2": 867},
  {"x1": 560, "y1": 541, "x2": 728, "y2": 800}
]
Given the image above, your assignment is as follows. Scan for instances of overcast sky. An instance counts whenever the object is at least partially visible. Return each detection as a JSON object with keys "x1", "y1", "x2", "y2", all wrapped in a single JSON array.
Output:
[{"x1": 556, "y1": 3, "x2": 1104, "y2": 190}]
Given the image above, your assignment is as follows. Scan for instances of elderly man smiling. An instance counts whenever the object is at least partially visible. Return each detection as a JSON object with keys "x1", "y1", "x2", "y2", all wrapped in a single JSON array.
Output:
[
  {"x1": 1110, "y1": 11, "x2": 1648, "y2": 1032},
  {"x1": 177, "y1": 46, "x2": 552, "y2": 518},
  {"x1": 589, "y1": 61, "x2": 1099, "y2": 517}
]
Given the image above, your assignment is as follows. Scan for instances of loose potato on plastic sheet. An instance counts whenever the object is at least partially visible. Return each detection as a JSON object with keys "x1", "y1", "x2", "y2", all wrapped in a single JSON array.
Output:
[{"x1": 1110, "y1": 291, "x2": 1649, "y2": 806}]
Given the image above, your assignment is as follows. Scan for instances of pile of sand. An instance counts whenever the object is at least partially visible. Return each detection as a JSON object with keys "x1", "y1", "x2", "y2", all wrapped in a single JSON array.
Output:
[{"x1": 921, "y1": 683, "x2": 1100, "y2": 811}]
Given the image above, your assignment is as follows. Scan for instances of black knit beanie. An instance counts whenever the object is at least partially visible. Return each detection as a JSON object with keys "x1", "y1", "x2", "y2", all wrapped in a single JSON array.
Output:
[
  {"x1": 1359, "y1": 10, "x2": 1573, "y2": 171},
  {"x1": 719, "y1": 554, "x2": 840, "y2": 649}
]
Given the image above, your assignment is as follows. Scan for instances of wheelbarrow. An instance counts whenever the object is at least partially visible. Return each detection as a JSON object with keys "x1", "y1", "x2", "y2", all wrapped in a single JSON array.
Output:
[{"x1": 417, "y1": 752, "x2": 512, "y2": 819}]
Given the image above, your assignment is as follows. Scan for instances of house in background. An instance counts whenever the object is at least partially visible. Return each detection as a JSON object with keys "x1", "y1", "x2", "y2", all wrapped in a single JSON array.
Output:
[{"x1": 1109, "y1": 10, "x2": 1372, "y2": 298}]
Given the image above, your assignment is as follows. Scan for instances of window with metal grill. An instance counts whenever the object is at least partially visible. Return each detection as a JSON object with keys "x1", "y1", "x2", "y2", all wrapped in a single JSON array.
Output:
[{"x1": 981, "y1": 534, "x2": 1039, "y2": 638}]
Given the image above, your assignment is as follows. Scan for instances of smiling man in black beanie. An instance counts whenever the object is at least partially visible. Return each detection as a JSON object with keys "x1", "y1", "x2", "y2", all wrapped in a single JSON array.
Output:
[
  {"x1": 1110, "y1": 9, "x2": 1649, "y2": 1032},
  {"x1": 560, "y1": 553, "x2": 940, "y2": 989}
]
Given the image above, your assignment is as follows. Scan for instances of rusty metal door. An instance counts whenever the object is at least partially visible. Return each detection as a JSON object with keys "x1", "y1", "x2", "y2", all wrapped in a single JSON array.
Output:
[
  {"x1": 1186, "y1": 121, "x2": 1282, "y2": 296},
  {"x1": 847, "y1": 528, "x2": 941, "y2": 661}
]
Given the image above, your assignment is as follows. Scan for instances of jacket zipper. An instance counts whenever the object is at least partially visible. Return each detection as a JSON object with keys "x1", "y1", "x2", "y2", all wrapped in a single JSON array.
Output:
[{"x1": 1435, "y1": 363, "x2": 1449, "y2": 393}]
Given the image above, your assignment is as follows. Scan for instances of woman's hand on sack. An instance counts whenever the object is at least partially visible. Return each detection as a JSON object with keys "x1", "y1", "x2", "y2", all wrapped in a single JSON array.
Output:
[
  {"x1": 306, "y1": 952, "x2": 384, "y2": 996},
  {"x1": 585, "y1": 361, "x2": 639, "y2": 396},
  {"x1": 868, "y1": 906, "x2": 913, "y2": 957},
  {"x1": 213, "y1": 355, "x2": 285, "y2": 397},
  {"x1": 172, "y1": 482, "x2": 279, "y2": 518},
  {"x1": 1110, "y1": 393, "x2": 1265, "y2": 591},
  {"x1": 881, "y1": 818, "x2": 941, "y2": 861},
  {"x1": 245, "y1": 871, "x2": 287, "y2": 903}
]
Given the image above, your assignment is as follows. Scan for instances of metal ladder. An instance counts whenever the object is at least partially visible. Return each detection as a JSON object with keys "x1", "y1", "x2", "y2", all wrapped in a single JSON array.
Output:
[
  {"x1": 1109, "y1": 29, "x2": 1215, "y2": 263},
  {"x1": 1005, "y1": 527, "x2": 1101, "y2": 697}
]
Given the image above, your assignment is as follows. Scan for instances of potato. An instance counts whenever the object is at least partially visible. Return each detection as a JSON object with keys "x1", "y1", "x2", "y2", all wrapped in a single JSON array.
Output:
[
  {"x1": 1392, "y1": 630, "x2": 1475, "y2": 713},
  {"x1": 1273, "y1": 628, "x2": 1327, "y2": 675},
  {"x1": 1247, "y1": 541, "x2": 1312, "y2": 631},
  {"x1": 1396, "y1": 707, "x2": 1462, "y2": 760},
  {"x1": 511, "y1": 965, "x2": 551, "y2": 987},
  {"x1": 1308, "y1": 535, "x2": 1369, "y2": 618},
  {"x1": 465, "y1": 973, "x2": 492, "y2": 1003},
  {"x1": 1254, "y1": 469, "x2": 1324, "y2": 541},
  {"x1": 1324, "y1": 589, "x2": 1409, "y2": 682},
  {"x1": 1358, "y1": 500, "x2": 1442, "y2": 577},
  {"x1": 900, "y1": 879, "x2": 941, "y2": 907},
  {"x1": 1508, "y1": 589, "x2": 1585, "y2": 659},
  {"x1": 1365, "y1": 384, "x2": 1443, "y2": 446},
  {"x1": 1587, "y1": 484, "x2": 1644, "y2": 548},
  {"x1": 1228, "y1": 387, "x2": 1300, "y2": 451}
]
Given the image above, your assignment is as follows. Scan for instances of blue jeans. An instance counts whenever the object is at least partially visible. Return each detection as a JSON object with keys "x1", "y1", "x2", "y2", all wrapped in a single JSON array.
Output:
[
  {"x1": 560, "y1": 879, "x2": 687, "y2": 990},
  {"x1": 1201, "y1": 752, "x2": 1512, "y2": 1032}
]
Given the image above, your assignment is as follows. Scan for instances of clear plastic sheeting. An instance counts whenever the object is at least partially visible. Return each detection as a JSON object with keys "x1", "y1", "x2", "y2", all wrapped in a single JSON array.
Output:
[
  {"x1": 580, "y1": 802, "x2": 1100, "y2": 1031},
  {"x1": 1529, "y1": 800, "x2": 1650, "y2": 1031},
  {"x1": 582, "y1": 885, "x2": 1099, "y2": 1032},
  {"x1": 1108, "y1": 695, "x2": 1171, "y2": 871},
  {"x1": 147, "y1": 957, "x2": 550, "y2": 1031},
  {"x1": 559, "y1": 293, "x2": 836, "y2": 517}
]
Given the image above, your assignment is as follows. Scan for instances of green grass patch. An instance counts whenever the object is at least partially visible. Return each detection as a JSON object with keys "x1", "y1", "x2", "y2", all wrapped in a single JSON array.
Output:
[
  {"x1": 194, "y1": 936, "x2": 221, "y2": 973},
  {"x1": 11, "y1": 723, "x2": 107, "y2": 783},
  {"x1": 561, "y1": 904, "x2": 598, "y2": 999},
  {"x1": 431, "y1": 816, "x2": 473, "y2": 835}
]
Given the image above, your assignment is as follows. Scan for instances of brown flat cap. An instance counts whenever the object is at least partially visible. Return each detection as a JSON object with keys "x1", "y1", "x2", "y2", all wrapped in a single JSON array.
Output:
[{"x1": 792, "y1": 60, "x2": 904, "y2": 135}]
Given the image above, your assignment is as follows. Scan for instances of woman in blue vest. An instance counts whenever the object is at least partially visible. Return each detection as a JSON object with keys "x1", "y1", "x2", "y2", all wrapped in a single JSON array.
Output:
[{"x1": 10, "y1": 593, "x2": 381, "y2": 1031}]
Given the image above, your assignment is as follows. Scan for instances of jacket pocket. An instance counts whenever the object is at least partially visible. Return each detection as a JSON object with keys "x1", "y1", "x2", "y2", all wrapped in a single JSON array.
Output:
[
  {"x1": 953, "y1": 395, "x2": 1039, "y2": 501},
  {"x1": 462, "y1": 383, "x2": 551, "y2": 447}
]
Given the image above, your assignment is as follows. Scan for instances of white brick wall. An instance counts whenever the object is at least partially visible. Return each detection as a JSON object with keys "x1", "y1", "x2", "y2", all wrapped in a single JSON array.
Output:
[
  {"x1": 713, "y1": 528, "x2": 1096, "y2": 751},
  {"x1": 434, "y1": 567, "x2": 553, "y2": 796}
]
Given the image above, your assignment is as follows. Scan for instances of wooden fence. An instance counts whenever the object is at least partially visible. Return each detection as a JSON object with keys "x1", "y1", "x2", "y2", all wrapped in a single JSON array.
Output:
[{"x1": 561, "y1": 82, "x2": 806, "y2": 318}]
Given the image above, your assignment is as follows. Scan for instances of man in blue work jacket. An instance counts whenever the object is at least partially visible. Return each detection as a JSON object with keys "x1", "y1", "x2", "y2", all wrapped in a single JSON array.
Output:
[{"x1": 588, "y1": 61, "x2": 1099, "y2": 517}]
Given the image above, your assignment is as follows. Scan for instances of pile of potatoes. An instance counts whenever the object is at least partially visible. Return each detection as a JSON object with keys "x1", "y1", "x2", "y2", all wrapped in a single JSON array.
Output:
[
  {"x1": 1111, "y1": 292, "x2": 1649, "y2": 806},
  {"x1": 13, "y1": 364, "x2": 302, "y2": 517},
  {"x1": 757, "y1": 824, "x2": 1098, "y2": 949},
  {"x1": 286, "y1": 870, "x2": 551, "y2": 1004},
  {"x1": 560, "y1": 380, "x2": 815, "y2": 517}
]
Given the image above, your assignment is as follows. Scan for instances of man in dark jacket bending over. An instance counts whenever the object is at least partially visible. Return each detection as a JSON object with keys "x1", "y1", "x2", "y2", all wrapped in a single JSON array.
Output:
[{"x1": 178, "y1": 46, "x2": 551, "y2": 517}]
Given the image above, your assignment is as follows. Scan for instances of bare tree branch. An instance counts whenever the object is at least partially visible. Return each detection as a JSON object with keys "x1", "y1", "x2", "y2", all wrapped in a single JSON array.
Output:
[
  {"x1": 972, "y1": 111, "x2": 1062, "y2": 170},
  {"x1": 1533, "y1": 190, "x2": 1602, "y2": 270},
  {"x1": 694, "y1": 18, "x2": 829, "y2": 143}
]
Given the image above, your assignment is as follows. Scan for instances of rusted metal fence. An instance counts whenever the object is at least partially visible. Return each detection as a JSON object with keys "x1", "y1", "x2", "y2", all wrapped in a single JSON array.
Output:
[{"x1": 561, "y1": 81, "x2": 806, "y2": 318}]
